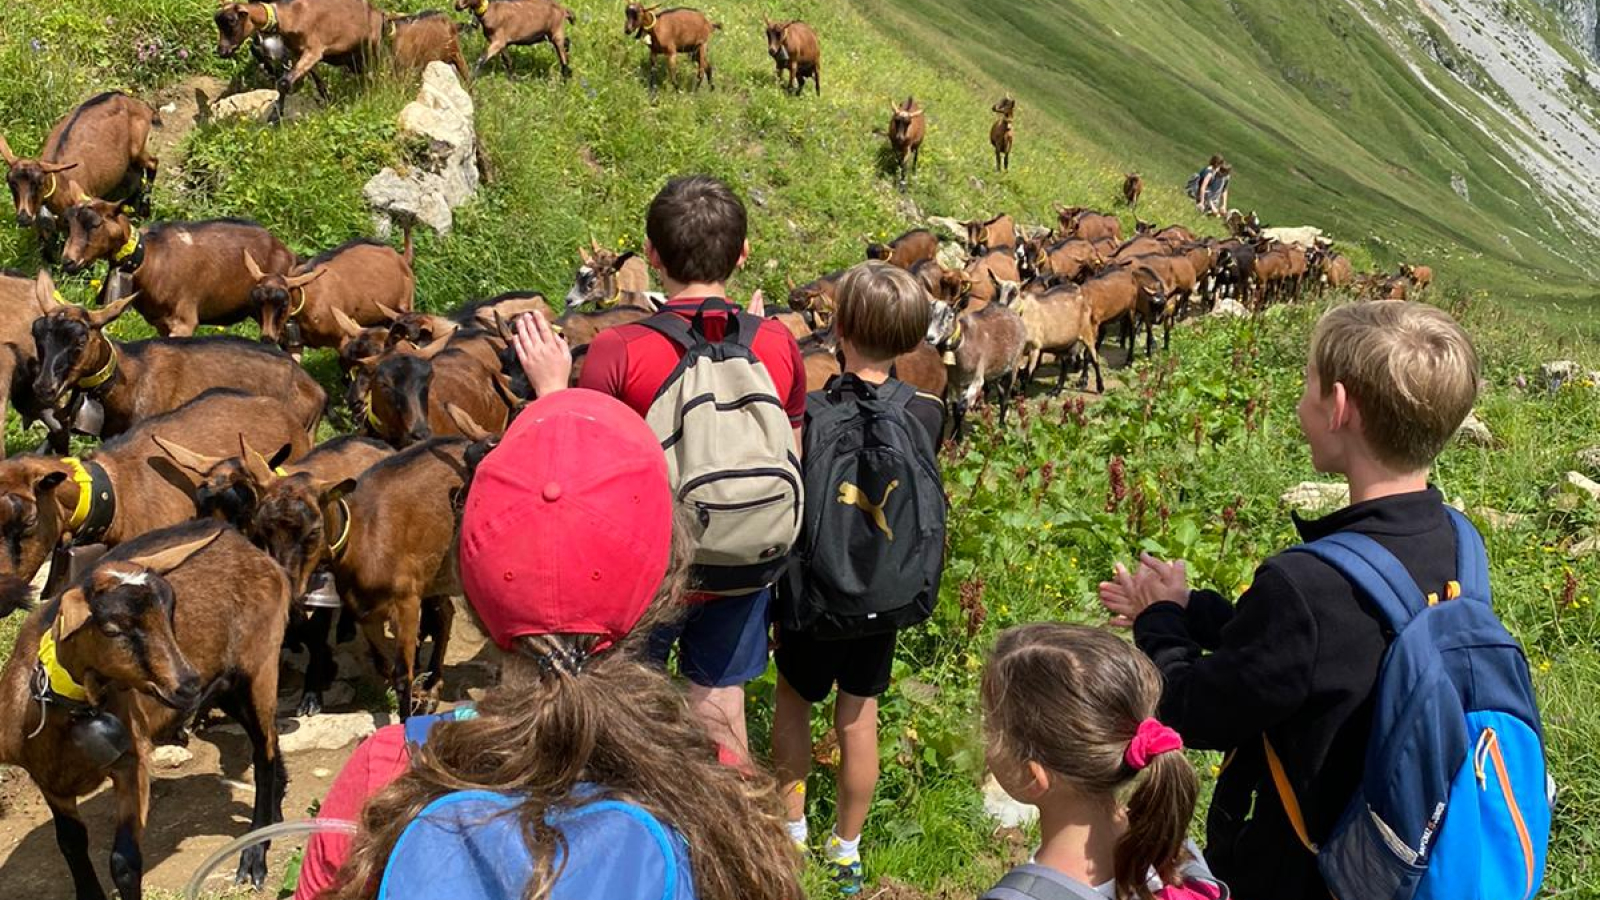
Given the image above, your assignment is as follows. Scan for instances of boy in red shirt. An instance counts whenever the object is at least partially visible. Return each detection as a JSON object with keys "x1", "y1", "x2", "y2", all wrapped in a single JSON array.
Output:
[{"x1": 576, "y1": 175, "x2": 805, "y2": 758}]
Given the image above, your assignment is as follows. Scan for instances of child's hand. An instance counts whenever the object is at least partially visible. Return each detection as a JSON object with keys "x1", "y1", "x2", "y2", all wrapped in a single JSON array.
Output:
[
  {"x1": 747, "y1": 289, "x2": 766, "y2": 317},
  {"x1": 1099, "y1": 554, "x2": 1190, "y2": 628},
  {"x1": 513, "y1": 310, "x2": 571, "y2": 398}
]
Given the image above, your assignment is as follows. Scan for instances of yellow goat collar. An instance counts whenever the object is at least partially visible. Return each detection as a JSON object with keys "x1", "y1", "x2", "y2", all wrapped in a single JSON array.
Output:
[
  {"x1": 37, "y1": 628, "x2": 89, "y2": 703},
  {"x1": 474, "y1": 0, "x2": 489, "y2": 15},
  {"x1": 77, "y1": 341, "x2": 118, "y2": 391},
  {"x1": 62, "y1": 456, "x2": 96, "y2": 533},
  {"x1": 261, "y1": 3, "x2": 279, "y2": 33}
]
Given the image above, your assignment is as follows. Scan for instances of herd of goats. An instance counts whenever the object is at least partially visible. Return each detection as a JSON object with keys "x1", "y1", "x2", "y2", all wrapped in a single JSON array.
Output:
[{"x1": 0, "y1": 3, "x2": 1436, "y2": 899}]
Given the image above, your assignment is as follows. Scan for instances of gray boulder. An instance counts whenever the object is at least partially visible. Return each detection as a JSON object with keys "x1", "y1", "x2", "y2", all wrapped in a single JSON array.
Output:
[
  {"x1": 210, "y1": 89, "x2": 280, "y2": 124},
  {"x1": 364, "y1": 62, "x2": 479, "y2": 235}
]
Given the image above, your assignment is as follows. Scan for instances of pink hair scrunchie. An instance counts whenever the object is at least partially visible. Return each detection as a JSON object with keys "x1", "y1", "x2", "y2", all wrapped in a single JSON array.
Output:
[{"x1": 1124, "y1": 718, "x2": 1184, "y2": 771}]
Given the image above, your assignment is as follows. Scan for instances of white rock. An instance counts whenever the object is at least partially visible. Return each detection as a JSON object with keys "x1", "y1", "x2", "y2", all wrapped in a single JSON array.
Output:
[
  {"x1": 924, "y1": 215, "x2": 966, "y2": 240},
  {"x1": 1571, "y1": 535, "x2": 1600, "y2": 557},
  {"x1": 1281, "y1": 481, "x2": 1350, "y2": 511},
  {"x1": 1455, "y1": 411, "x2": 1495, "y2": 447},
  {"x1": 1475, "y1": 508, "x2": 1530, "y2": 530},
  {"x1": 210, "y1": 90, "x2": 280, "y2": 124},
  {"x1": 276, "y1": 711, "x2": 395, "y2": 754},
  {"x1": 1548, "y1": 471, "x2": 1600, "y2": 508},
  {"x1": 150, "y1": 745, "x2": 193, "y2": 768},
  {"x1": 1540, "y1": 360, "x2": 1581, "y2": 387},
  {"x1": 364, "y1": 62, "x2": 479, "y2": 235},
  {"x1": 981, "y1": 774, "x2": 1038, "y2": 828},
  {"x1": 935, "y1": 241, "x2": 969, "y2": 271},
  {"x1": 1210, "y1": 297, "x2": 1250, "y2": 318},
  {"x1": 312, "y1": 767, "x2": 333, "y2": 779},
  {"x1": 1576, "y1": 447, "x2": 1600, "y2": 475}
]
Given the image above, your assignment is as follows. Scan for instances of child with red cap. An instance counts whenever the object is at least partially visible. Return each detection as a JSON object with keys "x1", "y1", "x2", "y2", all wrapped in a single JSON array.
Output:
[{"x1": 297, "y1": 331, "x2": 799, "y2": 900}]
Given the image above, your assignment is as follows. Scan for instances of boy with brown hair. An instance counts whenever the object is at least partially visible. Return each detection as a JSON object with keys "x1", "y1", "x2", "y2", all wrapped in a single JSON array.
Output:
[
  {"x1": 1100, "y1": 301, "x2": 1494, "y2": 900},
  {"x1": 577, "y1": 175, "x2": 806, "y2": 762},
  {"x1": 773, "y1": 261, "x2": 945, "y2": 894}
]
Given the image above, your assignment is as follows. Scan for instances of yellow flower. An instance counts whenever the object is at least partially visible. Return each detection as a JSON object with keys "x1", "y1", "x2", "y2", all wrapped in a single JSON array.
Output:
[
  {"x1": 1538, "y1": 660, "x2": 1552, "y2": 673},
  {"x1": 1209, "y1": 765, "x2": 1221, "y2": 777},
  {"x1": 905, "y1": 726, "x2": 919, "y2": 742}
]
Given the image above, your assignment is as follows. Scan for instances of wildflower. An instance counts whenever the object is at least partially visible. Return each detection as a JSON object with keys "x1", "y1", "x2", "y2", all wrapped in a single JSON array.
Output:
[
  {"x1": 958, "y1": 575, "x2": 988, "y2": 638},
  {"x1": 177, "y1": 48, "x2": 188, "y2": 60},
  {"x1": 1538, "y1": 660, "x2": 1551, "y2": 673},
  {"x1": 1561, "y1": 570, "x2": 1579, "y2": 609},
  {"x1": 1105, "y1": 456, "x2": 1127, "y2": 512},
  {"x1": 30, "y1": 39, "x2": 43, "y2": 52}
]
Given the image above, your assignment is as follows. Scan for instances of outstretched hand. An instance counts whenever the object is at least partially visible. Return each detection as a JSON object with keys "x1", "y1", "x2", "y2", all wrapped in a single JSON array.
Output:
[
  {"x1": 512, "y1": 310, "x2": 571, "y2": 398},
  {"x1": 747, "y1": 289, "x2": 766, "y2": 317},
  {"x1": 1099, "y1": 553, "x2": 1190, "y2": 628}
]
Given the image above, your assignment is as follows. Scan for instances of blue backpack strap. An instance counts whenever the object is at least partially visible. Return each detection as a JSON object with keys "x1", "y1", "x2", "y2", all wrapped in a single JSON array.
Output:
[
  {"x1": 1291, "y1": 532, "x2": 1429, "y2": 632},
  {"x1": 1445, "y1": 506, "x2": 1491, "y2": 603}
]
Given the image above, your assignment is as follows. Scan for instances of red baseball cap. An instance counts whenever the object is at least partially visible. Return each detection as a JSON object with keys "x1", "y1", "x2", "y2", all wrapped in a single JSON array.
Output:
[{"x1": 459, "y1": 389, "x2": 673, "y2": 652}]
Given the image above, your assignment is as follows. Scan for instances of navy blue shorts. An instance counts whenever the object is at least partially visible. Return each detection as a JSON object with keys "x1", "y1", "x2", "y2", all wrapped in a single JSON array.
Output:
[{"x1": 648, "y1": 588, "x2": 772, "y2": 688}]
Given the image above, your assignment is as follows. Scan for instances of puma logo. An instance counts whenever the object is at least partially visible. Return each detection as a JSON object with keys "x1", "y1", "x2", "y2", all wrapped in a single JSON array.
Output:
[{"x1": 837, "y1": 480, "x2": 900, "y2": 541}]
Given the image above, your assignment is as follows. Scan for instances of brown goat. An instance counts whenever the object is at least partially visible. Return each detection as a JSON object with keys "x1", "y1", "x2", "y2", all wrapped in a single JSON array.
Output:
[
  {"x1": 60, "y1": 206, "x2": 295, "y2": 336},
  {"x1": 1033, "y1": 238, "x2": 1104, "y2": 282},
  {"x1": 248, "y1": 232, "x2": 415, "y2": 354},
  {"x1": 1015, "y1": 282, "x2": 1103, "y2": 393},
  {"x1": 0, "y1": 523, "x2": 293, "y2": 898},
  {"x1": 990, "y1": 96, "x2": 1015, "y2": 172},
  {"x1": 357, "y1": 337, "x2": 511, "y2": 448},
  {"x1": 1320, "y1": 252, "x2": 1354, "y2": 290},
  {"x1": 626, "y1": 4, "x2": 719, "y2": 91},
  {"x1": 786, "y1": 270, "x2": 846, "y2": 329},
  {"x1": 866, "y1": 229, "x2": 939, "y2": 270},
  {"x1": 961, "y1": 247, "x2": 1022, "y2": 310},
  {"x1": 458, "y1": 0, "x2": 575, "y2": 78},
  {"x1": 0, "y1": 271, "x2": 51, "y2": 447},
  {"x1": 30, "y1": 282, "x2": 325, "y2": 444},
  {"x1": 215, "y1": 0, "x2": 383, "y2": 116},
  {"x1": 565, "y1": 240, "x2": 658, "y2": 310},
  {"x1": 250, "y1": 436, "x2": 477, "y2": 716},
  {"x1": 157, "y1": 433, "x2": 392, "y2": 715},
  {"x1": 965, "y1": 213, "x2": 1017, "y2": 256},
  {"x1": 1402, "y1": 262, "x2": 1433, "y2": 290},
  {"x1": 1078, "y1": 265, "x2": 1159, "y2": 358},
  {"x1": 1126, "y1": 252, "x2": 1196, "y2": 346},
  {"x1": 1122, "y1": 173, "x2": 1143, "y2": 208},
  {"x1": 1058, "y1": 207, "x2": 1123, "y2": 243},
  {"x1": 887, "y1": 96, "x2": 926, "y2": 189},
  {"x1": 0, "y1": 92, "x2": 159, "y2": 243},
  {"x1": 765, "y1": 18, "x2": 820, "y2": 95},
  {"x1": 0, "y1": 388, "x2": 310, "y2": 588},
  {"x1": 926, "y1": 299, "x2": 1026, "y2": 439},
  {"x1": 385, "y1": 11, "x2": 469, "y2": 79}
]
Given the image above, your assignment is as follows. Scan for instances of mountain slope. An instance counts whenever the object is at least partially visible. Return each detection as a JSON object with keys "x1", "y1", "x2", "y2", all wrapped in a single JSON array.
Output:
[{"x1": 861, "y1": 0, "x2": 1600, "y2": 306}]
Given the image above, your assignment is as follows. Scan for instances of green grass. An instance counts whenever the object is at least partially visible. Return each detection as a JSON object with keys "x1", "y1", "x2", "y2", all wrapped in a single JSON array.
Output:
[
  {"x1": 858, "y1": 0, "x2": 1600, "y2": 318},
  {"x1": 3, "y1": 0, "x2": 1600, "y2": 897}
]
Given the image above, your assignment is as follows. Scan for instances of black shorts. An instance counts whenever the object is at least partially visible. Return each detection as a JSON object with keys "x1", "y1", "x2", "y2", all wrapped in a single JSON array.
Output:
[{"x1": 774, "y1": 628, "x2": 898, "y2": 703}]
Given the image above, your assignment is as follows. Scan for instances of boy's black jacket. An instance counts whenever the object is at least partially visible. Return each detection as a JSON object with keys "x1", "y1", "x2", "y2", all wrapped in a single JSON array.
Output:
[{"x1": 1133, "y1": 487, "x2": 1458, "y2": 900}]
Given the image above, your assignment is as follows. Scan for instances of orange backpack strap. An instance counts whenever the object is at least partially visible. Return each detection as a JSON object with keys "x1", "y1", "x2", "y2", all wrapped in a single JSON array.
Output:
[{"x1": 1263, "y1": 736, "x2": 1319, "y2": 854}]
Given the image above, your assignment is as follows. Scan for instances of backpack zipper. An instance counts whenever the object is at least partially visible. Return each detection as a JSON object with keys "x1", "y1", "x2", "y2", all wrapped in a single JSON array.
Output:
[{"x1": 1476, "y1": 727, "x2": 1537, "y2": 899}]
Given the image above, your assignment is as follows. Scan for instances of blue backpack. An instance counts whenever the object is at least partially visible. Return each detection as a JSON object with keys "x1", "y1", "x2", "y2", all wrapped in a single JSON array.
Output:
[
  {"x1": 377, "y1": 710, "x2": 695, "y2": 900},
  {"x1": 1270, "y1": 507, "x2": 1551, "y2": 900}
]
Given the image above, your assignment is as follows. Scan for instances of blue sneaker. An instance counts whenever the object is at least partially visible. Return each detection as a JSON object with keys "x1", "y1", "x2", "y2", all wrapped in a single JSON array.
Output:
[{"x1": 828, "y1": 856, "x2": 863, "y2": 895}]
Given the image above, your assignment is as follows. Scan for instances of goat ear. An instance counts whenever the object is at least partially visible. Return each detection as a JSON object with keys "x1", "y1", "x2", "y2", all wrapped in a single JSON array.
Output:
[
  {"x1": 242, "y1": 250, "x2": 265, "y2": 283},
  {"x1": 152, "y1": 435, "x2": 225, "y2": 479},
  {"x1": 39, "y1": 160, "x2": 79, "y2": 175},
  {"x1": 238, "y1": 435, "x2": 276, "y2": 487},
  {"x1": 492, "y1": 309, "x2": 515, "y2": 342},
  {"x1": 33, "y1": 269, "x2": 63, "y2": 316},
  {"x1": 372, "y1": 302, "x2": 408, "y2": 325},
  {"x1": 87, "y1": 292, "x2": 136, "y2": 329},
  {"x1": 0, "y1": 134, "x2": 15, "y2": 167},
  {"x1": 415, "y1": 332, "x2": 453, "y2": 359},
  {"x1": 330, "y1": 307, "x2": 364, "y2": 339},
  {"x1": 54, "y1": 587, "x2": 92, "y2": 642},
  {"x1": 318, "y1": 477, "x2": 359, "y2": 506},
  {"x1": 444, "y1": 403, "x2": 493, "y2": 443},
  {"x1": 285, "y1": 266, "x2": 326, "y2": 290},
  {"x1": 125, "y1": 529, "x2": 223, "y2": 576}
]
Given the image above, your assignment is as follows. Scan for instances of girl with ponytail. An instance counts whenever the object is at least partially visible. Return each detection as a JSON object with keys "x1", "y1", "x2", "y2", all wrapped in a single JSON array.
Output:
[{"x1": 980, "y1": 624, "x2": 1227, "y2": 900}]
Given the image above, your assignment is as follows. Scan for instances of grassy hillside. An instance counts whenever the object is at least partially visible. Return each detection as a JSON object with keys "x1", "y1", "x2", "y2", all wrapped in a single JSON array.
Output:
[
  {"x1": 859, "y1": 0, "x2": 1600, "y2": 314},
  {"x1": 2, "y1": 0, "x2": 1599, "y2": 897}
]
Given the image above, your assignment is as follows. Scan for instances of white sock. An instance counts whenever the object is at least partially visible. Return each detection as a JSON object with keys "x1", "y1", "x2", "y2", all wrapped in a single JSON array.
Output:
[
  {"x1": 785, "y1": 818, "x2": 809, "y2": 846},
  {"x1": 827, "y1": 830, "x2": 861, "y2": 862}
]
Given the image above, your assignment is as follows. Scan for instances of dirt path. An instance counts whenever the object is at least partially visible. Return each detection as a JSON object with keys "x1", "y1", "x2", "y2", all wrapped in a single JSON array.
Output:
[{"x1": 0, "y1": 599, "x2": 495, "y2": 899}]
